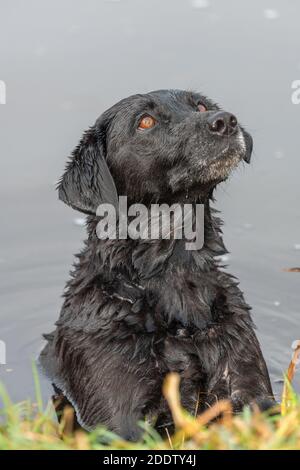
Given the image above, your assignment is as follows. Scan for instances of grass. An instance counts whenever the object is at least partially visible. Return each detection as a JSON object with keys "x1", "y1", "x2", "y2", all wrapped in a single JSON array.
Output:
[{"x1": 0, "y1": 342, "x2": 300, "y2": 450}]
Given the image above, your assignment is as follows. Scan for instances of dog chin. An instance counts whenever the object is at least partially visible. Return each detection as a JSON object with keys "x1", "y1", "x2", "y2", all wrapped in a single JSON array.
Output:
[
  {"x1": 197, "y1": 148, "x2": 243, "y2": 185},
  {"x1": 201, "y1": 134, "x2": 246, "y2": 183}
]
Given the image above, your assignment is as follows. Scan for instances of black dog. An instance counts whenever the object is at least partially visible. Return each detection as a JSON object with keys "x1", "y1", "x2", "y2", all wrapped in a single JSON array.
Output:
[{"x1": 40, "y1": 89, "x2": 274, "y2": 440}]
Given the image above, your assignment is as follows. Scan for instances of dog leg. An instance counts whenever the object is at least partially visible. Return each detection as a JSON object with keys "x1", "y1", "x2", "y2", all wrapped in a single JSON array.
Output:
[{"x1": 196, "y1": 319, "x2": 275, "y2": 413}]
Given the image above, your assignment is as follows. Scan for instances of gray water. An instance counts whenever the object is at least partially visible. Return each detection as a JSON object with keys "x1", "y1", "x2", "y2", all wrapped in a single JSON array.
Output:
[{"x1": 0, "y1": 0, "x2": 299, "y2": 403}]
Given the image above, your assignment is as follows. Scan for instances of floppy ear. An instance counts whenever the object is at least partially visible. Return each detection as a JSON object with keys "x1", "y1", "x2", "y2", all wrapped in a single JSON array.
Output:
[
  {"x1": 242, "y1": 129, "x2": 253, "y2": 164},
  {"x1": 58, "y1": 124, "x2": 118, "y2": 215}
]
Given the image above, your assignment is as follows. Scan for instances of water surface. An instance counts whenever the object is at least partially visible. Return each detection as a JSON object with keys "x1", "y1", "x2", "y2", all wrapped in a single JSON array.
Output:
[{"x1": 0, "y1": 0, "x2": 299, "y2": 401}]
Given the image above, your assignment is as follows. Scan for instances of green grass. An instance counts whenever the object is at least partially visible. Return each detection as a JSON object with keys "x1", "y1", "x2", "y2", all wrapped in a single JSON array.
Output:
[{"x1": 0, "y1": 343, "x2": 300, "y2": 450}]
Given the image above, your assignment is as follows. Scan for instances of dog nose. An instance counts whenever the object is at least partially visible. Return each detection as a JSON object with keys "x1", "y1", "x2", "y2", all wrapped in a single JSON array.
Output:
[{"x1": 207, "y1": 111, "x2": 238, "y2": 136}]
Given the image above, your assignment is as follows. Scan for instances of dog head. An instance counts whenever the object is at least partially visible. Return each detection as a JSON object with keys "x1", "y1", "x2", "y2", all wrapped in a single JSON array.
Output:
[{"x1": 58, "y1": 89, "x2": 253, "y2": 214}]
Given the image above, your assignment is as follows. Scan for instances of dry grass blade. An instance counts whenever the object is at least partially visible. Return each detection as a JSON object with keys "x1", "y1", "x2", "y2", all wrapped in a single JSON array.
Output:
[
  {"x1": 283, "y1": 267, "x2": 300, "y2": 272},
  {"x1": 196, "y1": 400, "x2": 232, "y2": 427},
  {"x1": 281, "y1": 340, "x2": 300, "y2": 415},
  {"x1": 59, "y1": 405, "x2": 75, "y2": 437},
  {"x1": 163, "y1": 372, "x2": 233, "y2": 439},
  {"x1": 286, "y1": 341, "x2": 300, "y2": 383},
  {"x1": 74, "y1": 431, "x2": 90, "y2": 450},
  {"x1": 163, "y1": 373, "x2": 188, "y2": 429},
  {"x1": 164, "y1": 427, "x2": 173, "y2": 449}
]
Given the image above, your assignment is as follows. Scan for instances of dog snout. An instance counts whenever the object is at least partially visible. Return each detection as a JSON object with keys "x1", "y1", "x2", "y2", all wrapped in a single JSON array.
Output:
[{"x1": 207, "y1": 111, "x2": 238, "y2": 136}]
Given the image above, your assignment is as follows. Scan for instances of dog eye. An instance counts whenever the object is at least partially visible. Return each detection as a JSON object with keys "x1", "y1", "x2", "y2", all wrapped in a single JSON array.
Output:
[
  {"x1": 138, "y1": 115, "x2": 157, "y2": 130},
  {"x1": 197, "y1": 103, "x2": 207, "y2": 113}
]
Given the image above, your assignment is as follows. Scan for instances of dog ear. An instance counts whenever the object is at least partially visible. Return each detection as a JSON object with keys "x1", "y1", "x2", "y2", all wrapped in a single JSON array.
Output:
[
  {"x1": 242, "y1": 129, "x2": 253, "y2": 164},
  {"x1": 57, "y1": 123, "x2": 118, "y2": 215}
]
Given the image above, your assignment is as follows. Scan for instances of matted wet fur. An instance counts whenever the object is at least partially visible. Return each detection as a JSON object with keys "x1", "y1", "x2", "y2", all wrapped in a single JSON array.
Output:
[{"x1": 40, "y1": 89, "x2": 274, "y2": 440}]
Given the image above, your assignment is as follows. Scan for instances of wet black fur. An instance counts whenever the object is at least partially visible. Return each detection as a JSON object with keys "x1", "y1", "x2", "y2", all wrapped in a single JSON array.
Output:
[{"x1": 40, "y1": 90, "x2": 274, "y2": 440}]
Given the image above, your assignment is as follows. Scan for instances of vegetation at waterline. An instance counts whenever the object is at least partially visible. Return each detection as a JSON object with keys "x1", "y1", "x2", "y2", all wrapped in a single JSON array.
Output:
[{"x1": 0, "y1": 341, "x2": 299, "y2": 450}]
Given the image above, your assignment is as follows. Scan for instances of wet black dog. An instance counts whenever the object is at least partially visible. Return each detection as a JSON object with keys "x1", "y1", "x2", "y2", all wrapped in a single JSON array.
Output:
[{"x1": 40, "y1": 89, "x2": 274, "y2": 440}]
